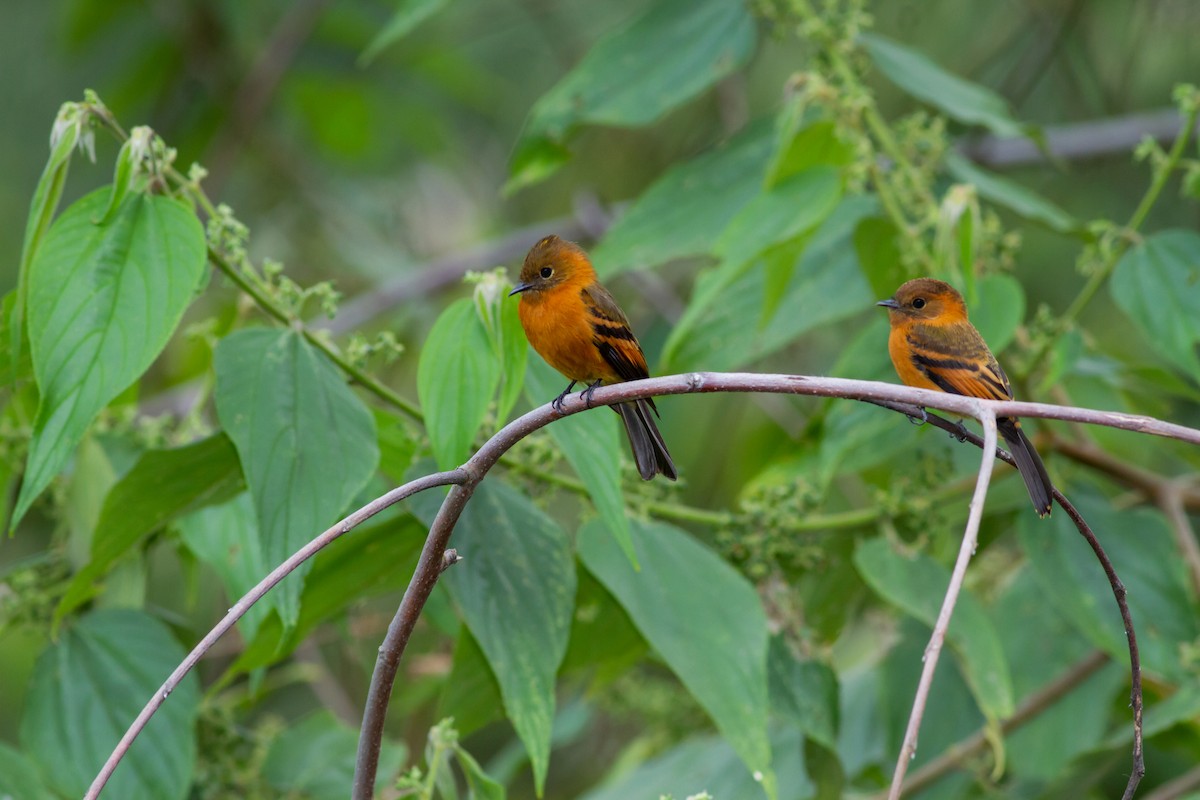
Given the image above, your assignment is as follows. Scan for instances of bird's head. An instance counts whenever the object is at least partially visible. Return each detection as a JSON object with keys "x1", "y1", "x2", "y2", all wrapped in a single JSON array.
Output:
[
  {"x1": 509, "y1": 235, "x2": 595, "y2": 299},
  {"x1": 876, "y1": 278, "x2": 968, "y2": 324}
]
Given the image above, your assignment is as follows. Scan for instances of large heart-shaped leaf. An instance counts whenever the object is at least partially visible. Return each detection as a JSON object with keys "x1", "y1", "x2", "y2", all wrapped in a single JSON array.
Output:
[
  {"x1": 215, "y1": 329, "x2": 379, "y2": 626},
  {"x1": 15, "y1": 187, "x2": 207, "y2": 526},
  {"x1": 20, "y1": 609, "x2": 200, "y2": 800}
]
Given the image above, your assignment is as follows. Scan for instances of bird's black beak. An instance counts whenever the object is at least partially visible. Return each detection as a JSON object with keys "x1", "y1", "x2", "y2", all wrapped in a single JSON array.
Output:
[
  {"x1": 876, "y1": 298, "x2": 900, "y2": 309},
  {"x1": 508, "y1": 282, "x2": 533, "y2": 297}
]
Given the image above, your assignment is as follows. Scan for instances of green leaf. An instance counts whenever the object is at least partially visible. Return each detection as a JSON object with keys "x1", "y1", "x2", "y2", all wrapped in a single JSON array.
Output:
[
  {"x1": 944, "y1": 151, "x2": 1084, "y2": 235},
  {"x1": 453, "y1": 743, "x2": 506, "y2": 800},
  {"x1": 418, "y1": 298, "x2": 501, "y2": 470},
  {"x1": 63, "y1": 434, "x2": 118, "y2": 572},
  {"x1": 20, "y1": 609, "x2": 200, "y2": 800},
  {"x1": 861, "y1": 33, "x2": 1029, "y2": 139},
  {"x1": 853, "y1": 216, "x2": 905, "y2": 300},
  {"x1": 504, "y1": 137, "x2": 574, "y2": 197},
  {"x1": 11, "y1": 105, "x2": 83, "y2": 387},
  {"x1": 712, "y1": 167, "x2": 843, "y2": 265},
  {"x1": 876, "y1": 618, "x2": 982, "y2": 796},
  {"x1": 358, "y1": 0, "x2": 449, "y2": 65},
  {"x1": 375, "y1": 407, "x2": 419, "y2": 482},
  {"x1": 478, "y1": 277, "x2": 528, "y2": 423},
  {"x1": 525, "y1": 356, "x2": 634, "y2": 565},
  {"x1": 411, "y1": 480, "x2": 575, "y2": 795},
  {"x1": 177, "y1": 493, "x2": 270, "y2": 640},
  {"x1": 1110, "y1": 229, "x2": 1200, "y2": 378},
  {"x1": 14, "y1": 188, "x2": 207, "y2": 527},
  {"x1": 854, "y1": 537, "x2": 1015, "y2": 720},
  {"x1": 591, "y1": 122, "x2": 775, "y2": 277},
  {"x1": 1019, "y1": 494, "x2": 1200, "y2": 682},
  {"x1": 968, "y1": 273, "x2": 1025, "y2": 354},
  {"x1": 992, "y1": 568, "x2": 1124, "y2": 780},
  {"x1": 578, "y1": 518, "x2": 776, "y2": 798},
  {"x1": 214, "y1": 329, "x2": 379, "y2": 626},
  {"x1": 264, "y1": 711, "x2": 406, "y2": 799},
  {"x1": 98, "y1": 137, "x2": 135, "y2": 225},
  {"x1": 497, "y1": 291, "x2": 529, "y2": 423},
  {"x1": 767, "y1": 118, "x2": 855, "y2": 189},
  {"x1": 508, "y1": 0, "x2": 756, "y2": 191},
  {"x1": 438, "y1": 627, "x2": 504, "y2": 737},
  {"x1": 55, "y1": 433, "x2": 243, "y2": 624},
  {"x1": 0, "y1": 742, "x2": 50, "y2": 800},
  {"x1": 229, "y1": 514, "x2": 425, "y2": 676},
  {"x1": 662, "y1": 167, "x2": 843, "y2": 369},
  {"x1": 560, "y1": 567, "x2": 646, "y2": 679},
  {"x1": 664, "y1": 195, "x2": 871, "y2": 373},
  {"x1": 1099, "y1": 681, "x2": 1200, "y2": 750},
  {"x1": 579, "y1": 728, "x2": 808, "y2": 800},
  {"x1": 819, "y1": 316, "x2": 919, "y2": 480},
  {"x1": 768, "y1": 637, "x2": 839, "y2": 751}
]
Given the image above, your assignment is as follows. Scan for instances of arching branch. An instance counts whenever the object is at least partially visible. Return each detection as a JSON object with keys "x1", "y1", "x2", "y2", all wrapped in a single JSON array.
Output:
[{"x1": 84, "y1": 373, "x2": 1199, "y2": 799}]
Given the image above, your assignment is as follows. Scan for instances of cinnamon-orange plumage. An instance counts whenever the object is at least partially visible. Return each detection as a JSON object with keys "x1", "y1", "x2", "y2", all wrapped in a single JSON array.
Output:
[
  {"x1": 510, "y1": 235, "x2": 676, "y2": 481},
  {"x1": 878, "y1": 278, "x2": 1053, "y2": 517}
]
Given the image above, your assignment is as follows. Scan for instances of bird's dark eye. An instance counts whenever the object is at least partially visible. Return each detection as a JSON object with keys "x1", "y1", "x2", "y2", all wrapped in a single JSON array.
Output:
[
  {"x1": 540, "y1": 267, "x2": 553, "y2": 279},
  {"x1": 912, "y1": 297, "x2": 926, "y2": 309}
]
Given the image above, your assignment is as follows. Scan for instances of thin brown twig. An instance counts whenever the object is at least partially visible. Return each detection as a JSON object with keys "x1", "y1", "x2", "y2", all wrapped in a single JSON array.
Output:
[
  {"x1": 887, "y1": 408, "x2": 999, "y2": 800},
  {"x1": 82, "y1": 469, "x2": 466, "y2": 800},
  {"x1": 868, "y1": 650, "x2": 1111, "y2": 799}
]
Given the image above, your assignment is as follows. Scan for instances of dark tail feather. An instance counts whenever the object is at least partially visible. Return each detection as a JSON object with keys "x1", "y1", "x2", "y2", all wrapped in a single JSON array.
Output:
[
  {"x1": 998, "y1": 418, "x2": 1053, "y2": 517},
  {"x1": 615, "y1": 400, "x2": 677, "y2": 481}
]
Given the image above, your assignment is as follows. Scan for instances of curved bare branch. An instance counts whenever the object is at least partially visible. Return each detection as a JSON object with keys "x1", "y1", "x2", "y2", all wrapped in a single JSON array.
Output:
[{"x1": 86, "y1": 372, "x2": 1200, "y2": 799}]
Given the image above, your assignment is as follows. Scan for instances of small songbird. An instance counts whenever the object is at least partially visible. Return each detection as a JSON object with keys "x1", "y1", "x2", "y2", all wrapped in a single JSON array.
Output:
[
  {"x1": 509, "y1": 235, "x2": 677, "y2": 481},
  {"x1": 878, "y1": 278, "x2": 1053, "y2": 517}
]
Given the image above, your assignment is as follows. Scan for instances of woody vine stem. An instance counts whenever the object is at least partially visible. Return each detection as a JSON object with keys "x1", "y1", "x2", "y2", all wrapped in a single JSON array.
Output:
[{"x1": 84, "y1": 373, "x2": 1198, "y2": 800}]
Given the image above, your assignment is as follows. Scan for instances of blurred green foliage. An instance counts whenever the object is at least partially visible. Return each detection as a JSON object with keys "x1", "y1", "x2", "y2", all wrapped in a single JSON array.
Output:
[{"x1": 2, "y1": 0, "x2": 1200, "y2": 798}]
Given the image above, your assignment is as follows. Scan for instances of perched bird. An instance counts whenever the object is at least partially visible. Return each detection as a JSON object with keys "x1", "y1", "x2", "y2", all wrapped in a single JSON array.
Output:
[
  {"x1": 878, "y1": 278, "x2": 1053, "y2": 517},
  {"x1": 509, "y1": 235, "x2": 677, "y2": 481}
]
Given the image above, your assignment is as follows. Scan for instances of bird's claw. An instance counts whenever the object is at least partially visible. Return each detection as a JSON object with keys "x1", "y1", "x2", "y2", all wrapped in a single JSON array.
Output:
[
  {"x1": 551, "y1": 381, "x2": 577, "y2": 414},
  {"x1": 580, "y1": 379, "x2": 604, "y2": 409},
  {"x1": 907, "y1": 408, "x2": 928, "y2": 426},
  {"x1": 950, "y1": 421, "x2": 969, "y2": 442}
]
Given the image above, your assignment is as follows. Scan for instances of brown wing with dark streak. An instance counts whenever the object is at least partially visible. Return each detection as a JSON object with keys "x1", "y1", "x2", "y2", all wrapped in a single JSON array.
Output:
[
  {"x1": 905, "y1": 322, "x2": 1012, "y2": 402},
  {"x1": 581, "y1": 283, "x2": 651, "y2": 384}
]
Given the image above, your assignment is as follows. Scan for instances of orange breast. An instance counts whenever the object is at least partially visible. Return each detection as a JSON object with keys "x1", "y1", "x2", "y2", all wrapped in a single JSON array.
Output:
[
  {"x1": 887, "y1": 324, "x2": 943, "y2": 392},
  {"x1": 519, "y1": 288, "x2": 610, "y2": 384}
]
